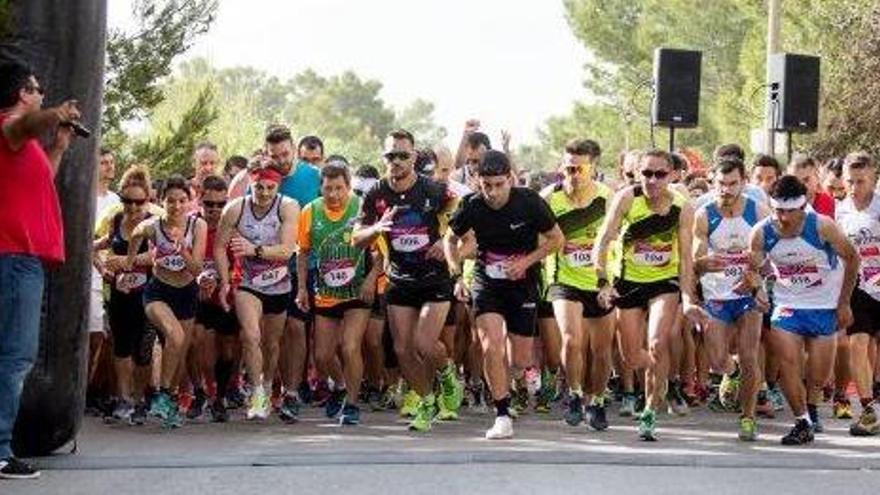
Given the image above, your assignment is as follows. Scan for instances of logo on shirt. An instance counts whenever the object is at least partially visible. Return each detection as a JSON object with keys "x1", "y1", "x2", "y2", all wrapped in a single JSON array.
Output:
[{"x1": 510, "y1": 222, "x2": 526, "y2": 231}]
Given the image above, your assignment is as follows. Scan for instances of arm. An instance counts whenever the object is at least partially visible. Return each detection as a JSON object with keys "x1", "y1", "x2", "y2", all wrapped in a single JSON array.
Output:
[
  {"x1": 444, "y1": 230, "x2": 464, "y2": 276},
  {"x1": 358, "y1": 248, "x2": 384, "y2": 304},
  {"x1": 263, "y1": 200, "x2": 299, "y2": 261},
  {"x1": 593, "y1": 188, "x2": 632, "y2": 281},
  {"x1": 214, "y1": 201, "x2": 240, "y2": 286},
  {"x1": 125, "y1": 218, "x2": 154, "y2": 270},
  {"x1": 183, "y1": 217, "x2": 207, "y2": 276},
  {"x1": 819, "y1": 217, "x2": 859, "y2": 324},
  {"x1": 678, "y1": 202, "x2": 699, "y2": 307}
]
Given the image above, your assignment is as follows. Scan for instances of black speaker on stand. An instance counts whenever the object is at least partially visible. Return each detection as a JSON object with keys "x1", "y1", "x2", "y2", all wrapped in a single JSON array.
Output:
[
  {"x1": 768, "y1": 53, "x2": 820, "y2": 162},
  {"x1": 652, "y1": 48, "x2": 702, "y2": 151}
]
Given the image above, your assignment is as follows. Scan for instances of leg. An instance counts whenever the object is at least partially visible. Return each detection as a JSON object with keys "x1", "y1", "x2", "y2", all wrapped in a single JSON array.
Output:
[
  {"x1": 260, "y1": 313, "x2": 287, "y2": 390},
  {"x1": 234, "y1": 291, "x2": 264, "y2": 387},
  {"x1": 387, "y1": 305, "x2": 421, "y2": 394},
  {"x1": 645, "y1": 294, "x2": 679, "y2": 411},
  {"x1": 283, "y1": 316, "x2": 308, "y2": 394},
  {"x1": 734, "y1": 311, "x2": 762, "y2": 419},
  {"x1": 411, "y1": 302, "x2": 451, "y2": 396},
  {"x1": 477, "y1": 313, "x2": 510, "y2": 402},
  {"x1": 586, "y1": 313, "x2": 615, "y2": 396},
  {"x1": 313, "y1": 315, "x2": 342, "y2": 385},
  {"x1": 769, "y1": 328, "x2": 807, "y2": 416},
  {"x1": 340, "y1": 309, "x2": 371, "y2": 402},
  {"x1": 144, "y1": 302, "x2": 186, "y2": 389},
  {"x1": 554, "y1": 299, "x2": 586, "y2": 394}
]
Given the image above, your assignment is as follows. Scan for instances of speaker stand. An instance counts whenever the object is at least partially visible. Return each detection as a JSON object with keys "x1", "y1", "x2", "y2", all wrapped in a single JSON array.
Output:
[{"x1": 667, "y1": 126, "x2": 676, "y2": 153}]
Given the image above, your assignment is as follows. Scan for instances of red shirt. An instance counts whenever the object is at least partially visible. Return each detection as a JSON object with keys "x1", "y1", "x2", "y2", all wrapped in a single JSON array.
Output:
[
  {"x1": 812, "y1": 191, "x2": 835, "y2": 218},
  {"x1": 0, "y1": 113, "x2": 65, "y2": 265}
]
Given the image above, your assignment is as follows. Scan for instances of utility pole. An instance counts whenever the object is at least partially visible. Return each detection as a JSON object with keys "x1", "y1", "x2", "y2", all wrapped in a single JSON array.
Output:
[{"x1": 766, "y1": 0, "x2": 782, "y2": 155}]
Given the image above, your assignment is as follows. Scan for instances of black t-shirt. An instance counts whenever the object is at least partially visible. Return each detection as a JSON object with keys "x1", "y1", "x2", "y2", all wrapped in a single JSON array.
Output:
[
  {"x1": 358, "y1": 175, "x2": 455, "y2": 288},
  {"x1": 449, "y1": 187, "x2": 556, "y2": 292}
]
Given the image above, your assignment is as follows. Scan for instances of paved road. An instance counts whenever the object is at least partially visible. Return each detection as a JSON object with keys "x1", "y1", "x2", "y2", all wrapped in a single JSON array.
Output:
[{"x1": 8, "y1": 402, "x2": 879, "y2": 493}]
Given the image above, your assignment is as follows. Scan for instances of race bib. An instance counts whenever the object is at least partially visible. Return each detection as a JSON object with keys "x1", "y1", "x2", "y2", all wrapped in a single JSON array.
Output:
[
  {"x1": 564, "y1": 242, "x2": 593, "y2": 267},
  {"x1": 321, "y1": 259, "x2": 356, "y2": 288},
  {"x1": 484, "y1": 252, "x2": 525, "y2": 281},
  {"x1": 776, "y1": 263, "x2": 822, "y2": 293},
  {"x1": 157, "y1": 254, "x2": 186, "y2": 272},
  {"x1": 251, "y1": 264, "x2": 289, "y2": 288},
  {"x1": 719, "y1": 253, "x2": 750, "y2": 280},
  {"x1": 116, "y1": 272, "x2": 147, "y2": 292},
  {"x1": 201, "y1": 260, "x2": 219, "y2": 281},
  {"x1": 632, "y1": 241, "x2": 672, "y2": 266},
  {"x1": 390, "y1": 226, "x2": 430, "y2": 253}
]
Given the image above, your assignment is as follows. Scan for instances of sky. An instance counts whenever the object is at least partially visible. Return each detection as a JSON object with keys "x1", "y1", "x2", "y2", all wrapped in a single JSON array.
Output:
[{"x1": 108, "y1": 0, "x2": 591, "y2": 147}]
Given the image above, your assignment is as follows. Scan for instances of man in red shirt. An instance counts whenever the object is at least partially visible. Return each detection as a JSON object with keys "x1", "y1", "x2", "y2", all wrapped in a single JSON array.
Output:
[
  {"x1": 0, "y1": 59, "x2": 79, "y2": 480},
  {"x1": 788, "y1": 154, "x2": 836, "y2": 218}
]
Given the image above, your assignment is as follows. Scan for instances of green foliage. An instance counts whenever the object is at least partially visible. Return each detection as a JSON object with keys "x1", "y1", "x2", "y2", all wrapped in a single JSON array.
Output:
[
  {"x1": 0, "y1": 0, "x2": 11, "y2": 40},
  {"x1": 103, "y1": 0, "x2": 218, "y2": 144},
  {"x1": 135, "y1": 58, "x2": 447, "y2": 177},
  {"x1": 129, "y1": 84, "x2": 218, "y2": 177},
  {"x1": 541, "y1": 0, "x2": 880, "y2": 169}
]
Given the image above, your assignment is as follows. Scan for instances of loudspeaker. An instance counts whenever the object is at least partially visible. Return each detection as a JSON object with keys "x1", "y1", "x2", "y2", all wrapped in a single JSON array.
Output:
[
  {"x1": 769, "y1": 53, "x2": 820, "y2": 133},
  {"x1": 652, "y1": 48, "x2": 702, "y2": 128}
]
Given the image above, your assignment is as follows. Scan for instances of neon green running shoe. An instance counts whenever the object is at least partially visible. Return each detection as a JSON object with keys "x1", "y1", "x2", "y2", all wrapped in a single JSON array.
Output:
[
  {"x1": 400, "y1": 389, "x2": 420, "y2": 418},
  {"x1": 638, "y1": 408, "x2": 657, "y2": 441},
  {"x1": 439, "y1": 362, "x2": 464, "y2": 416},
  {"x1": 408, "y1": 395, "x2": 436, "y2": 432},
  {"x1": 739, "y1": 416, "x2": 757, "y2": 442}
]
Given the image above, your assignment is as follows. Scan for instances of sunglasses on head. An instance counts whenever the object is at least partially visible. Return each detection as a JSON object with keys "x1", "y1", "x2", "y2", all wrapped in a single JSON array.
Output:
[
  {"x1": 202, "y1": 200, "x2": 227, "y2": 209},
  {"x1": 121, "y1": 197, "x2": 146, "y2": 206},
  {"x1": 384, "y1": 151, "x2": 411, "y2": 162},
  {"x1": 641, "y1": 169, "x2": 670, "y2": 180},
  {"x1": 25, "y1": 84, "x2": 44, "y2": 96}
]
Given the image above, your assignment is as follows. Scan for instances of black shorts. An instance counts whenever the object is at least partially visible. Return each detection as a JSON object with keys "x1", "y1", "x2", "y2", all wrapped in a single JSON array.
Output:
[
  {"x1": 196, "y1": 302, "x2": 240, "y2": 335},
  {"x1": 614, "y1": 278, "x2": 680, "y2": 310},
  {"x1": 143, "y1": 279, "x2": 198, "y2": 321},
  {"x1": 109, "y1": 288, "x2": 153, "y2": 365},
  {"x1": 385, "y1": 281, "x2": 453, "y2": 309},
  {"x1": 445, "y1": 300, "x2": 460, "y2": 326},
  {"x1": 472, "y1": 286, "x2": 538, "y2": 337},
  {"x1": 537, "y1": 299, "x2": 555, "y2": 319},
  {"x1": 848, "y1": 288, "x2": 880, "y2": 336},
  {"x1": 314, "y1": 299, "x2": 370, "y2": 319},
  {"x1": 238, "y1": 286, "x2": 289, "y2": 316},
  {"x1": 548, "y1": 284, "x2": 614, "y2": 319},
  {"x1": 371, "y1": 294, "x2": 386, "y2": 319}
]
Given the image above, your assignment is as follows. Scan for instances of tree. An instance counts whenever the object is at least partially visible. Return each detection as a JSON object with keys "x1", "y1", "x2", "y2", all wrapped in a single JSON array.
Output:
[
  {"x1": 395, "y1": 99, "x2": 448, "y2": 147},
  {"x1": 103, "y1": 0, "x2": 218, "y2": 150}
]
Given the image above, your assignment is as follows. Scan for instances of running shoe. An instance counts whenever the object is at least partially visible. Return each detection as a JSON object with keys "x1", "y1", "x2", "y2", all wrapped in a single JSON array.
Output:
[
  {"x1": 768, "y1": 385, "x2": 786, "y2": 412},
  {"x1": 365, "y1": 386, "x2": 385, "y2": 412},
  {"x1": 666, "y1": 381, "x2": 689, "y2": 416},
  {"x1": 524, "y1": 367, "x2": 542, "y2": 396},
  {"x1": 586, "y1": 396, "x2": 609, "y2": 431},
  {"x1": 638, "y1": 408, "x2": 657, "y2": 441},
  {"x1": 225, "y1": 386, "x2": 246, "y2": 410},
  {"x1": 339, "y1": 403, "x2": 361, "y2": 426},
  {"x1": 325, "y1": 389, "x2": 346, "y2": 418},
  {"x1": 149, "y1": 390, "x2": 173, "y2": 420},
  {"x1": 0, "y1": 457, "x2": 40, "y2": 480},
  {"x1": 807, "y1": 404, "x2": 824, "y2": 433},
  {"x1": 187, "y1": 388, "x2": 208, "y2": 420},
  {"x1": 439, "y1": 362, "x2": 464, "y2": 417},
  {"x1": 511, "y1": 384, "x2": 530, "y2": 416},
  {"x1": 719, "y1": 373, "x2": 741, "y2": 410},
  {"x1": 534, "y1": 369, "x2": 556, "y2": 413},
  {"x1": 565, "y1": 393, "x2": 584, "y2": 426},
  {"x1": 279, "y1": 393, "x2": 301, "y2": 423},
  {"x1": 781, "y1": 419, "x2": 814, "y2": 445},
  {"x1": 408, "y1": 395, "x2": 436, "y2": 432},
  {"x1": 246, "y1": 389, "x2": 270, "y2": 420},
  {"x1": 850, "y1": 405, "x2": 880, "y2": 436},
  {"x1": 130, "y1": 402, "x2": 148, "y2": 426},
  {"x1": 756, "y1": 390, "x2": 775, "y2": 418},
  {"x1": 211, "y1": 398, "x2": 228, "y2": 423},
  {"x1": 485, "y1": 415, "x2": 514, "y2": 440},
  {"x1": 738, "y1": 416, "x2": 757, "y2": 442},
  {"x1": 400, "y1": 389, "x2": 421, "y2": 418},
  {"x1": 467, "y1": 381, "x2": 488, "y2": 413},
  {"x1": 112, "y1": 398, "x2": 135, "y2": 424},
  {"x1": 833, "y1": 397, "x2": 853, "y2": 420},
  {"x1": 162, "y1": 398, "x2": 184, "y2": 429},
  {"x1": 619, "y1": 393, "x2": 637, "y2": 417}
]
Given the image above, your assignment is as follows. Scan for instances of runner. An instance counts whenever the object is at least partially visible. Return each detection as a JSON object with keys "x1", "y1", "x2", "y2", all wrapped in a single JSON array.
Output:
[
  {"x1": 748, "y1": 175, "x2": 858, "y2": 445},
  {"x1": 688, "y1": 158, "x2": 770, "y2": 441},
  {"x1": 125, "y1": 176, "x2": 208, "y2": 428},
  {"x1": 192, "y1": 175, "x2": 240, "y2": 423},
  {"x1": 542, "y1": 139, "x2": 615, "y2": 430},
  {"x1": 834, "y1": 152, "x2": 880, "y2": 436},
  {"x1": 296, "y1": 164, "x2": 382, "y2": 425},
  {"x1": 214, "y1": 163, "x2": 299, "y2": 420},
  {"x1": 353, "y1": 129, "x2": 460, "y2": 432},
  {"x1": 93, "y1": 165, "x2": 154, "y2": 425},
  {"x1": 593, "y1": 149, "x2": 698, "y2": 441},
  {"x1": 445, "y1": 150, "x2": 564, "y2": 439}
]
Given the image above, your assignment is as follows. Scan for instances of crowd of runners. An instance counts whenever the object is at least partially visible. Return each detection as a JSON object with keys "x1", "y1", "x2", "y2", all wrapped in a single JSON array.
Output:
[{"x1": 81, "y1": 121, "x2": 880, "y2": 446}]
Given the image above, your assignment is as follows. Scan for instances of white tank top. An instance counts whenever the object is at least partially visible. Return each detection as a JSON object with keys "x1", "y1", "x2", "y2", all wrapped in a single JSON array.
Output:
[
  {"x1": 700, "y1": 198, "x2": 759, "y2": 301},
  {"x1": 760, "y1": 212, "x2": 843, "y2": 309},
  {"x1": 152, "y1": 216, "x2": 195, "y2": 273},
  {"x1": 836, "y1": 194, "x2": 880, "y2": 300},
  {"x1": 237, "y1": 195, "x2": 291, "y2": 295}
]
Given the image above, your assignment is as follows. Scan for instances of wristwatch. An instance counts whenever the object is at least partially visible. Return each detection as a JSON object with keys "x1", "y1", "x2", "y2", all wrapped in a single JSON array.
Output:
[
  {"x1": 255, "y1": 246, "x2": 264, "y2": 259},
  {"x1": 597, "y1": 276, "x2": 609, "y2": 289}
]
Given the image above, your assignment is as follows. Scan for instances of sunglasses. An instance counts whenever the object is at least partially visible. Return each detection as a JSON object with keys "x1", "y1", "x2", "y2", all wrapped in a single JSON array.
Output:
[
  {"x1": 384, "y1": 151, "x2": 412, "y2": 162},
  {"x1": 202, "y1": 200, "x2": 227, "y2": 209},
  {"x1": 564, "y1": 165, "x2": 584, "y2": 175},
  {"x1": 641, "y1": 169, "x2": 670, "y2": 180},
  {"x1": 121, "y1": 197, "x2": 147, "y2": 206}
]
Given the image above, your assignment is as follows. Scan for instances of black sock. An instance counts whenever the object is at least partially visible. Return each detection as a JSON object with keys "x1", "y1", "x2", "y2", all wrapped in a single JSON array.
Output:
[
  {"x1": 860, "y1": 397, "x2": 873, "y2": 409},
  {"x1": 709, "y1": 373, "x2": 723, "y2": 388},
  {"x1": 807, "y1": 403, "x2": 818, "y2": 420},
  {"x1": 495, "y1": 396, "x2": 510, "y2": 417}
]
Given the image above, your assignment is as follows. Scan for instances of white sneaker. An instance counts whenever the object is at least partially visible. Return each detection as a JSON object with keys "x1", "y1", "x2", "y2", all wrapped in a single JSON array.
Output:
[
  {"x1": 485, "y1": 415, "x2": 514, "y2": 440},
  {"x1": 246, "y1": 391, "x2": 270, "y2": 420}
]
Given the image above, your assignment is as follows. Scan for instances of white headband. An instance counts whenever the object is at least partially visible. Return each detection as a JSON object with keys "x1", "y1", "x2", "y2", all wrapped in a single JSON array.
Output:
[
  {"x1": 770, "y1": 195, "x2": 807, "y2": 210},
  {"x1": 353, "y1": 177, "x2": 378, "y2": 194}
]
